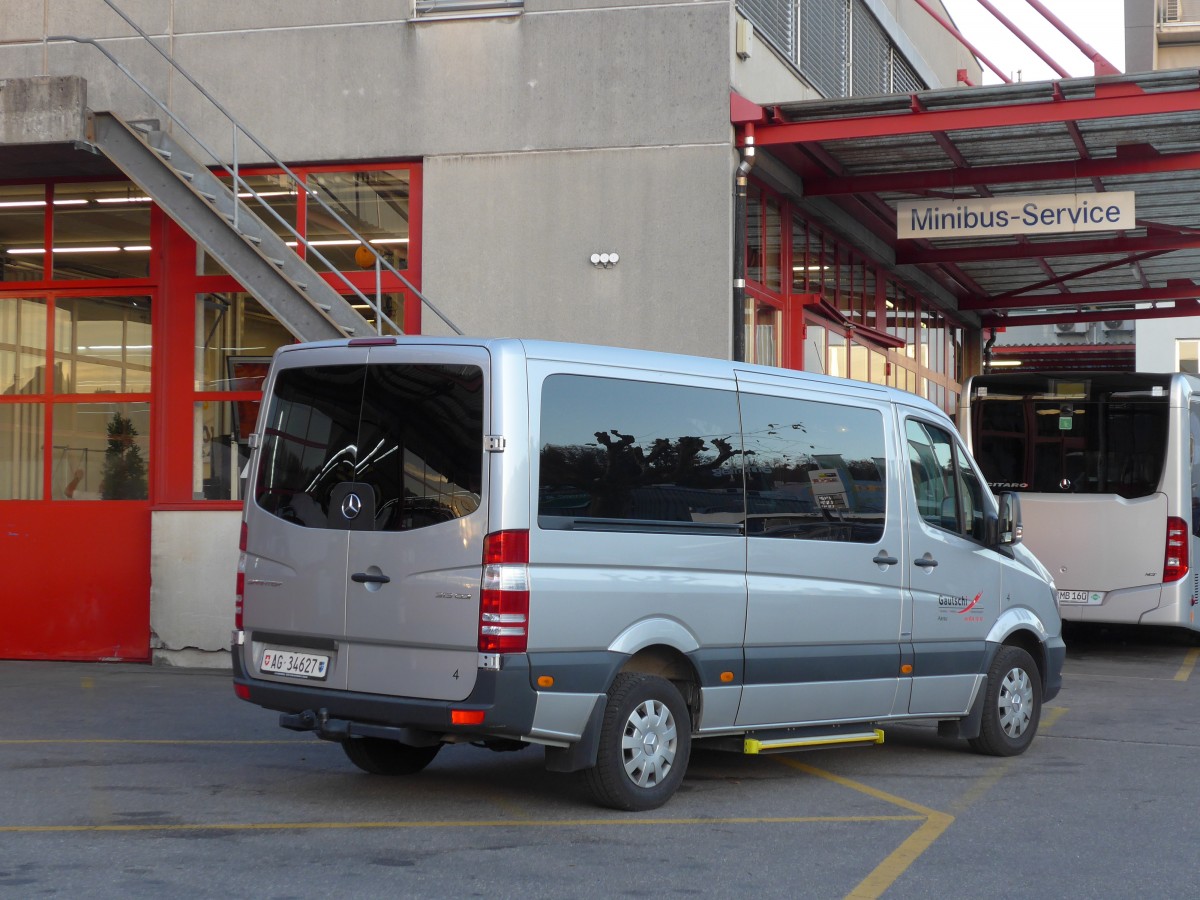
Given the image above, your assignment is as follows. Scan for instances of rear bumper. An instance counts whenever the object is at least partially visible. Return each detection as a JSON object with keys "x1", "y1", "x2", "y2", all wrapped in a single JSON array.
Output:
[{"x1": 232, "y1": 645, "x2": 538, "y2": 741}]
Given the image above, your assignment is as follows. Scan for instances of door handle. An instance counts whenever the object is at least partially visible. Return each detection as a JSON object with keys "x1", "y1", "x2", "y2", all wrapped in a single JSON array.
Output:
[
  {"x1": 351, "y1": 572, "x2": 391, "y2": 584},
  {"x1": 872, "y1": 553, "x2": 899, "y2": 566},
  {"x1": 913, "y1": 556, "x2": 939, "y2": 569}
]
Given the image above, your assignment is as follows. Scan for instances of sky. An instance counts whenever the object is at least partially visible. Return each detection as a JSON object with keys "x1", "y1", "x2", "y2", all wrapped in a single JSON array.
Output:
[{"x1": 938, "y1": 0, "x2": 1127, "y2": 84}]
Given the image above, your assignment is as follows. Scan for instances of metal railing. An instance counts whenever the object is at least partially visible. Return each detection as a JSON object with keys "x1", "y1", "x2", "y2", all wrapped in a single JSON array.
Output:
[
  {"x1": 48, "y1": 0, "x2": 462, "y2": 336},
  {"x1": 1159, "y1": 0, "x2": 1200, "y2": 27}
]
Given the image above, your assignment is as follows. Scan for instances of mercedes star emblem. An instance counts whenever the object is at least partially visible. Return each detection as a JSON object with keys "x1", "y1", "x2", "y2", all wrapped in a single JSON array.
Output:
[{"x1": 341, "y1": 492, "x2": 363, "y2": 520}]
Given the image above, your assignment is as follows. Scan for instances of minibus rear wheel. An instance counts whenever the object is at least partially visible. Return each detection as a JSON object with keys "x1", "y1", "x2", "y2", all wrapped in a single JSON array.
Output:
[
  {"x1": 585, "y1": 673, "x2": 692, "y2": 811},
  {"x1": 969, "y1": 645, "x2": 1041, "y2": 757},
  {"x1": 341, "y1": 737, "x2": 441, "y2": 775}
]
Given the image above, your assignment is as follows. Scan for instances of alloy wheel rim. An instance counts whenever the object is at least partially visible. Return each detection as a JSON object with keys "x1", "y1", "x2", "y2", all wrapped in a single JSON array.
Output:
[
  {"x1": 620, "y1": 698, "x2": 678, "y2": 787},
  {"x1": 998, "y1": 666, "x2": 1034, "y2": 738}
]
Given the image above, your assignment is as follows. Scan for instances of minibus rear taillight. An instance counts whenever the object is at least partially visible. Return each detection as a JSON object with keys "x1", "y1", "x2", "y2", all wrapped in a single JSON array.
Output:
[
  {"x1": 1164, "y1": 517, "x2": 1189, "y2": 583},
  {"x1": 479, "y1": 530, "x2": 529, "y2": 653},
  {"x1": 235, "y1": 521, "x2": 247, "y2": 630}
]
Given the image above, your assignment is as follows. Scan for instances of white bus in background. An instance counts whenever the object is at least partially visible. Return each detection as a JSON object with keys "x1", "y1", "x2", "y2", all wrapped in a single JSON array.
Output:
[{"x1": 961, "y1": 371, "x2": 1200, "y2": 633}]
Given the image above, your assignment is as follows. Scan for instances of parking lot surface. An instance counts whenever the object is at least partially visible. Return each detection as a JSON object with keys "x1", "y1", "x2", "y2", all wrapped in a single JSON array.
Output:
[{"x1": 3, "y1": 624, "x2": 1198, "y2": 899}]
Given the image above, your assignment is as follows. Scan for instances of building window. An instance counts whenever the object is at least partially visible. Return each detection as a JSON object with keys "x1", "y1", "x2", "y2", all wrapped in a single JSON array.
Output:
[
  {"x1": 739, "y1": 0, "x2": 929, "y2": 100},
  {"x1": 54, "y1": 296, "x2": 152, "y2": 393},
  {"x1": 1178, "y1": 338, "x2": 1200, "y2": 373},
  {"x1": 415, "y1": 0, "x2": 523, "y2": 18},
  {"x1": 0, "y1": 184, "x2": 47, "y2": 282},
  {"x1": 305, "y1": 169, "x2": 411, "y2": 272},
  {"x1": 0, "y1": 293, "x2": 152, "y2": 501},
  {"x1": 0, "y1": 402, "x2": 43, "y2": 499},
  {"x1": 54, "y1": 401, "x2": 150, "y2": 501},
  {"x1": 194, "y1": 293, "x2": 293, "y2": 502},
  {"x1": 2, "y1": 181, "x2": 152, "y2": 282}
]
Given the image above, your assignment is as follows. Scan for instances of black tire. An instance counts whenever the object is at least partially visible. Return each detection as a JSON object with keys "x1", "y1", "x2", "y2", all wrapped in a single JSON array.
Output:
[
  {"x1": 341, "y1": 737, "x2": 440, "y2": 775},
  {"x1": 969, "y1": 645, "x2": 1042, "y2": 757},
  {"x1": 584, "y1": 673, "x2": 692, "y2": 811}
]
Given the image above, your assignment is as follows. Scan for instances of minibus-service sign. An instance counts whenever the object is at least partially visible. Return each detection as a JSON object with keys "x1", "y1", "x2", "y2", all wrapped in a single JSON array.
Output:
[{"x1": 897, "y1": 192, "x2": 1135, "y2": 240}]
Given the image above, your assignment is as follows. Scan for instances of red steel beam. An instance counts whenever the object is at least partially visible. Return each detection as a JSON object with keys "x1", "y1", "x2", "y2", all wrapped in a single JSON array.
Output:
[
  {"x1": 991, "y1": 250, "x2": 1169, "y2": 301},
  {"x1": 982, "y1": 301, "x2": 1200, "y2": 328},
  {"x1": 897, "y1": 231, "x2": 1200, "y2": 264},
  {"x1": 802, "y1": 146, "x2": 1199, "y2": 196},
  {"x1": 750, "y1": 82, "x2": 1198, "y2": 146},
  {"x1": 961, "y1": 281, "x2": 1200, "y2": 312},
  {"x1": 911, "y1": 0, "x2": 1012, "y2": 83},
  {"x1": 976, "y1": 0, "x2": 1070, "y2": 78},
  {"x1": 1024, "y1": 0, "x2": 1122, "y2": 77},
  {"x1": 992, "y1": 344, "x2": 1133, "y2": 356}
]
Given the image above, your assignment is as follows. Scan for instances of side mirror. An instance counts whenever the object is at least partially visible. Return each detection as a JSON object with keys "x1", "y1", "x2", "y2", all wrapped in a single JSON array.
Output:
[{"x1": 996, "y1": 491, "x2": 1023, "y2": 546}]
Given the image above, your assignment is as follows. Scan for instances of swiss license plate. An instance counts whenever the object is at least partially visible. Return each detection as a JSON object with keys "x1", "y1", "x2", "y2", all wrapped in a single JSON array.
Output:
[
  {"x1": 1057, "y1": 590, "x2": 1104, "y2": 605},
  {"x1": 260, "y1": 647, "x2": 329, "y2": 680}
]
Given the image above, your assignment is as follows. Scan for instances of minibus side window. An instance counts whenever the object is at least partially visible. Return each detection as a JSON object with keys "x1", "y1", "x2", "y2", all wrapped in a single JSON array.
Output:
[
  {"x1": 906, "y1": 419, "x2": 986, "y2": 541},
  {"x1": 739, "y1": 394, "x2": 886, "y2": 543},
  {"x1": 538, "y1": 375, "x2": 744, "y2": 528}
]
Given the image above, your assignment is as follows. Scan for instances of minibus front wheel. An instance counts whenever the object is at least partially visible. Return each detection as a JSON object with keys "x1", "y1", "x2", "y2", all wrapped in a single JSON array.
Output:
[
  {"x1": 969, "y1": 645, "x2": 1042, "y2": 757},
  {"x1": 585, "y1": 673, "x2": 692, "y2": 811}
]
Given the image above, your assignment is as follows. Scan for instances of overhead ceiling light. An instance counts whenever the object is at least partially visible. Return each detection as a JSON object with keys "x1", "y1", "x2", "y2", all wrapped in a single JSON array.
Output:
[{"x1": 5, "y1": 245, "x2": 147, "y2": 255}]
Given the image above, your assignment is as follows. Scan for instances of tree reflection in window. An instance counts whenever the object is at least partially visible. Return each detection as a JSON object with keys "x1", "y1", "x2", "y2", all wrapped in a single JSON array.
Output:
[
  {"x1": 538, "y1": 375, "x2": 745, "y2": 525},
  {"x1": 739, "y1": 393, "x2": 887, "y2": 543}
]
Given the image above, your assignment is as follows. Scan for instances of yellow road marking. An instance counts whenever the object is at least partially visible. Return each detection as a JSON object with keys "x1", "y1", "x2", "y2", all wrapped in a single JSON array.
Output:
[
  {"x1": 0, "y1": 815, "x2": 923, "y2": 834},
  {"x1": 774, "y1": 758, "x2": 942, "y2": 817},
  {"x1": 845, "y1": 811, "x2": 954, "y2": 899},
  {"x1": 774, "y1": 758, "x2": 952, "y2": 900},
  {"x1": 1, "y1": 705, "x2": 1076, "y2": 895},
  {"x1": 1174, "y1": 647, "x2": 1199, "y2": 682},
  {"x1": 1041, "y1": 706, "x2": 1068, "y2": 729}
]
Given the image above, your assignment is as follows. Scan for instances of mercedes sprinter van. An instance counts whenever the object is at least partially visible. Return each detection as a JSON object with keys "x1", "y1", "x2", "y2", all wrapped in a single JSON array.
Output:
[{"x1": 233, "y1": 337, "x2": 1064, "y2": 810}]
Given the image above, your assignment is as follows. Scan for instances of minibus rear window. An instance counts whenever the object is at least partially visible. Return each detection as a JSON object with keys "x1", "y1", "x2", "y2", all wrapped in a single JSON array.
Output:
[{"x1": 255, "y1": 363, "x2": 483, "y2": 530}]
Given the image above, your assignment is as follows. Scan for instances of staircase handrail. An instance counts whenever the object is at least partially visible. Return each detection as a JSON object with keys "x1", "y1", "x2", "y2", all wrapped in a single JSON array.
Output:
[{"x1": 47, "y1": 1, "x2": 462, "y2": 336}]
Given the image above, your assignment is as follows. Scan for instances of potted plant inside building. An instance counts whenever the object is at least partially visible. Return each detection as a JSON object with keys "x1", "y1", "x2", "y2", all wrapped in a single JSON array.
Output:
[{"x1": 100, "y1": 412, "x2": 148, "y2": 500}]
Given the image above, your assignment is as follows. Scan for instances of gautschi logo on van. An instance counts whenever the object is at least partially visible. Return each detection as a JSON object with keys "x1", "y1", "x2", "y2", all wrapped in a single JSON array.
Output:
[{"x1": 938, "y1": 592, "x2": 983, "y2": 614}]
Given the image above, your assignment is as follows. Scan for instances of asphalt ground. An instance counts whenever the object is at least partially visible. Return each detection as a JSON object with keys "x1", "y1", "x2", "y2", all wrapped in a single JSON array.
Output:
[{"x1": 2, "y1": 623, "x2": 1198, "y2": 899}]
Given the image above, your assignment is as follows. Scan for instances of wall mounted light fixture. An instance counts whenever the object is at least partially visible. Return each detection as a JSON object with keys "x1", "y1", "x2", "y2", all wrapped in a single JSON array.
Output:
[{"x1": 590, "y1": 252, "x2": 619, "y2": 268}]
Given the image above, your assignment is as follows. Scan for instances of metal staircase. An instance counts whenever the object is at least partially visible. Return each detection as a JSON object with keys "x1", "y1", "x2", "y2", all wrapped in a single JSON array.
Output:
[
  {"x1": 92, "y1": 112, "x2": 358, "y2": 341},
  {"x1": 50, "y1": 0, "x2": 461, "y2": 343}
]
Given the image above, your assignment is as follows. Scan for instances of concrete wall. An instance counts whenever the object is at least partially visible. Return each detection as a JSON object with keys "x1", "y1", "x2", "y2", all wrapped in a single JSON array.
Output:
[
  {"x1": 423, "y1": 144, "x2": 734, "y2": 356},
  {"x1": 1137, "y1": 317, "x2": 1200, "y2": 371},
  {"x1": 149, "y1": 510, "x2": 239, "y2": 668}
]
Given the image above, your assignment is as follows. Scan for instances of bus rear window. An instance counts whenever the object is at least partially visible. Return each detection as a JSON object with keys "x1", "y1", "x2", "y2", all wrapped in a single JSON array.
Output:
[{"x1": 973, "y1": 390, "x2": 1168, "y2": 499}]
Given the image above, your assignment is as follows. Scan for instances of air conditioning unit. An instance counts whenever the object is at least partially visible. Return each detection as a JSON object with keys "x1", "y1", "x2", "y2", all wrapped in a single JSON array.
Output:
[
  {"x1": 1103, "y1": 319, "x2": 1134, "y2": 333},
  {"x1": 1163, "y1": 0, "x2": 1181, "y2": 23},
  {"x1": 1055, "y1": 322, "x2": 1083, "y2": 334}
]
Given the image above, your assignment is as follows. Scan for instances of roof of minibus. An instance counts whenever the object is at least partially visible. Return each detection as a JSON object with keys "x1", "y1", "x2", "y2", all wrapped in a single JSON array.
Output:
[{"x1": 280, "y1": 335, "x2": 951, "y2": 420}]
